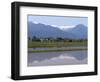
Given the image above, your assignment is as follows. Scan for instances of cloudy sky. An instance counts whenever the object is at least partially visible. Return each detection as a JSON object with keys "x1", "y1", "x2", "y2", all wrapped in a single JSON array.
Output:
[{"x1": 28, "y1": 15, "x2": 88, "y2": 29}]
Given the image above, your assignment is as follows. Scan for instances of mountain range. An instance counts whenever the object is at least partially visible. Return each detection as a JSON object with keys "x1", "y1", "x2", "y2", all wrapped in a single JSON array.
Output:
[{"x1": 28, "y1": 22, "x2": 87, "y2": 39}]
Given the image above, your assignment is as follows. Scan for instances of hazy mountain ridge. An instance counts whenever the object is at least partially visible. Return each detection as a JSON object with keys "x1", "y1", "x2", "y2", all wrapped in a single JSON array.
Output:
[
  {"x1": 28, "y1": 22, "x2": 87, "y2": 39},
  {"x1": 63, "y1": 24, "x2": 87, "y2": 39}
]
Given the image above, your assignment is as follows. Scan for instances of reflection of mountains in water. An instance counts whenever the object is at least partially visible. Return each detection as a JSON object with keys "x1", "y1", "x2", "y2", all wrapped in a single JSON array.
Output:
[
  {"x1": 28, "y1": 50, "x2": 87, "y2": 66},
  {"x1": 28, "y1": 22, "x2": 87, "y2": 39}
]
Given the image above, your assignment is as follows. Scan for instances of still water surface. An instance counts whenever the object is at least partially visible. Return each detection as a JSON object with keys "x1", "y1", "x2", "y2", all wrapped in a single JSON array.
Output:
[{"x1": 28, "y1": 50, "x2": 87, "y2": 66}]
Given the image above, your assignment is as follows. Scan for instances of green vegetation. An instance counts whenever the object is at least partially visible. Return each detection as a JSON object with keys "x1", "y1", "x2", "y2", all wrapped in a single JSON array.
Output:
[
  {"x1": 28, "y1": 36, "x2": 87, "y2": 53},
  {"x1": 28, "y1": 40, "x2": 87, "y2": 48},
  {"x1": 29, "y1": 48, "x2": 87, "y2": 53}
]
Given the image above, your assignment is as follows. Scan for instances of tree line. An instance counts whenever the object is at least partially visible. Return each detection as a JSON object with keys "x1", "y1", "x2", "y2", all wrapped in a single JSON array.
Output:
[{"x1": 28, "y1": 36, "x2": 87, "y2": 42}]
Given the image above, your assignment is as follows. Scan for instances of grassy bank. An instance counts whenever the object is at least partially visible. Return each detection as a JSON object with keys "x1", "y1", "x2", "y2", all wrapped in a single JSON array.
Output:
[
  {"x1": 28, "y1": 48, "x2": 87, "y2": 53},
  {"x1": 28, "y1": 41, "x2": 87, "y2": 48}
]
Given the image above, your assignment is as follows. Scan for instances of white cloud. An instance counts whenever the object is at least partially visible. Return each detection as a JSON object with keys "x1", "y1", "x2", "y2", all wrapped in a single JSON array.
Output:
[
  {"x1": 51, "y1": 25, "x2": 75, "y2": 29},
  {"x1": 59, "y1": 25, "x2": 75, "y2": 29},
  {"x1": 30, "y1": 21, "x2": 76, "y2": 30},
  {"x1": 50, "y1": 25, "x2": 58, "y2": 27},
  {"x1": 32, "y1": 21, "x2": 39, "y2": 24}
]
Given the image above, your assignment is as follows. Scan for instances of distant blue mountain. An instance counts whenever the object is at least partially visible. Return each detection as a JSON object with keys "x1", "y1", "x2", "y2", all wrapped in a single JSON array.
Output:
[
  {"x1": 64, "y1": 24, "x2": 87, "y2": 39},
  {"x1": 28, "y1": 22, "x2": 87, "y2": 39}
]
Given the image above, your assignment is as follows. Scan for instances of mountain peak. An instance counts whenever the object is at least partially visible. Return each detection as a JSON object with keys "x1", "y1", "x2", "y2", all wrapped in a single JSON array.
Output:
[
  {"x1": 75, "y1": 24, "x2": 87, "y2": 28},
  {"x1": 28, "y1": 22, "x2": 87, "y2": 39}
]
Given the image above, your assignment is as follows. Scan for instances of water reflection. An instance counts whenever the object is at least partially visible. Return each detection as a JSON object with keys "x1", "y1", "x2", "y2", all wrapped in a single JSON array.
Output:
[{"x1": 28, "y1": 50, "x2": 87, "y2": 66}]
